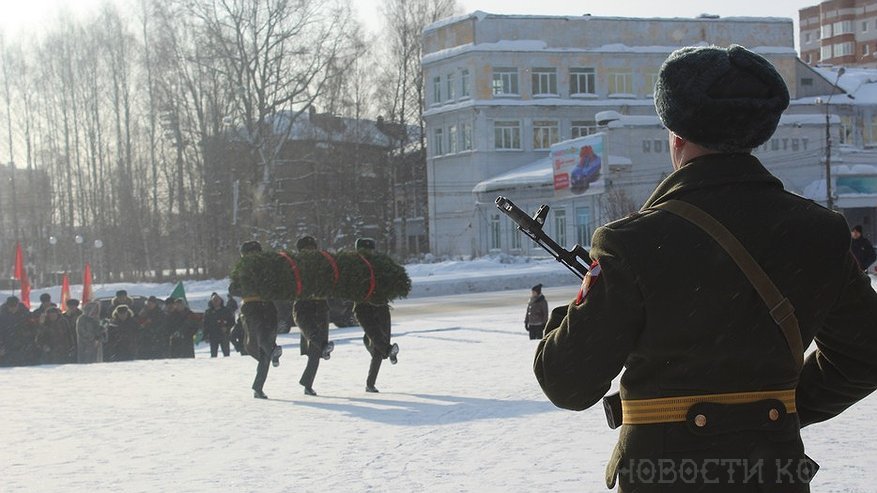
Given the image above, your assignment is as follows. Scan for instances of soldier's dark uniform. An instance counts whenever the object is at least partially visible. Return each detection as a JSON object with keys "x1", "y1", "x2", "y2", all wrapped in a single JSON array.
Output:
[
  {"x1": 534, "y1": 45, "x2": 877, "y2": 492},
  {"x1": 292, "y1": 235, "x2": 334, "y2": 396}
]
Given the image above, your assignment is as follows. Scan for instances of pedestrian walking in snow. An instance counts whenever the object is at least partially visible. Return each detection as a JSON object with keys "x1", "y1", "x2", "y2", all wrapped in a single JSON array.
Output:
[
  {"x1": 352, "y1": 238, "x2": 399, "y2": 393},
  {"x1": 76, "y1": 302, "x2": 106, "y2": 364},
  {"x1": 524, "y1": 284, "x2": 548, "y2": 340},
  {"x1": 850, "y1": 225, "x2": 876, "y2": 272},
  {"x1": 0, "y1": 296, "x2": 29, "y2": 367},
  {"x1": 293, "y1": 236, "x2": 335, "y2": 396},
  {"x1": 535, "y1": 45, "x2": 877, "y2": 491},
  {"x1": 203, "y1": 293, "x2": 235, "y2": 357},
  {"x1": 229, "y1": 241, "x2": 282, "y2": 399}
]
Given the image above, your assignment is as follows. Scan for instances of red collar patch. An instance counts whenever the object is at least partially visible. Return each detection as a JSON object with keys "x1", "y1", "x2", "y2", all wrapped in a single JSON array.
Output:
[{"x1": 575, "y1": 261, "x2": 601, "y2": 305}]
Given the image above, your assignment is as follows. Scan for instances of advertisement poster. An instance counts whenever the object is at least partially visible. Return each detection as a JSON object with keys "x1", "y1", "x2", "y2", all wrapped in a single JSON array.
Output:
[{"x1": 550, "y1": 133, "x2": 606, "y2": 198}]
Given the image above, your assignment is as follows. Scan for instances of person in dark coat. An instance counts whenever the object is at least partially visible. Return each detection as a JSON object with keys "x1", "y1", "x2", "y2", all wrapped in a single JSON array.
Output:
[
  {"x1": 535, "y1": 45, "x2": 877, "y2": 492},
  {"x1": 352, "y1": 238, "x2": 398, "y2": 393},
  {"x1": 35, "y1": 307, "x2": 75, "y2": 364},
  {"x1": 0, "y1": 296, "x2": 31, "y2": 367},
  {"x1": 167, "y1": 299, "x2": 199, "y2": 359},
  {"x1": 292, "y1": 236, "x2": 335, "y2": 396},
  {"x1": 105, "y1": 305, "x2": 139, "y2": 361},
  {"x1": 226, "y1": 294, "x2": 238, "y2": 314},
  {"x1": 64, "y1": 299, "x2": 83, "y2": 327},
  {"x1": 850, "y1": 225, "x2": 876, "y2": 272},
  {"x1": 203, "y1": 293, "x2": 235, "y2": 357},
  {"x1": 229, "y1": 240, "x2": 282, "y2": 399},
  {"x1": 76, "y1": 302, "x2": 106, "y2": 364},
  {"x1": 31, "y1": 293, "x2": 56, "y2": 317},
  {"x1": 137, "y1": 296, "x2": 169, "y2": 359},
  {"x1": 524, "y1": 284, "x2": 548, "y2": 340}
]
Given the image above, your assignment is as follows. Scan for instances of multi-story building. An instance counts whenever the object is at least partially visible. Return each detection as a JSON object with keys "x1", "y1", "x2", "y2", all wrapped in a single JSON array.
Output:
[
  {"x1": 423, "y1": 12, "x2": 842, "y2": 257},
  {"x1": 800, "y1": 0, "x2": 877, "y2": 67}
]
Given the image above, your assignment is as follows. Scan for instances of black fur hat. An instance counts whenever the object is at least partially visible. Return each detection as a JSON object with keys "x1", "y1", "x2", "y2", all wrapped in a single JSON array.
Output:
[
  {"x1": 654, "y1": 45, "x2": 790, "y2": 152},
  {"x1": 240, "y1": 240, "x2": 263, "y2": 255},
  {"x1": 355, "y1": 238, "x2": 376, "y2": 251},
  {"x1": 296, "y1": 236, "x2": 318, "y2": 251}
]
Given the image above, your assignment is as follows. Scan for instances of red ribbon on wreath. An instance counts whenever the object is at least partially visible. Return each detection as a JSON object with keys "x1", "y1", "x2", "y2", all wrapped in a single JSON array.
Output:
[
  {"x1": 320, "y1": 250, "x2": 340, "y2": 286},
  {"x1": 278, "y1": 251, "x2": 303, "y2": 297},
  {"x1": 358, "y1": 253, "x2": 376, "y2": 302}
]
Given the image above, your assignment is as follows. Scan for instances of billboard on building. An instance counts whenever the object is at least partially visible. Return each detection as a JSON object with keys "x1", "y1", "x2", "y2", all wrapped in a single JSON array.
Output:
[{"x1": 551, "y1": 133, "x2": 606, "y2": 198}]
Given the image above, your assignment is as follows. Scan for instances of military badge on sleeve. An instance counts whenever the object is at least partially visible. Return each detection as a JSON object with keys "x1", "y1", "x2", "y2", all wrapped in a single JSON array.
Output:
[{"x1": 575, "y1": 261, "x2": 601, "y2": 305}]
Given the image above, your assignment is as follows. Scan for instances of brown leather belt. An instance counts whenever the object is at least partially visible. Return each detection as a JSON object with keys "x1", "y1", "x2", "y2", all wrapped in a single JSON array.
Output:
[
  {"x1": 621, "y1": 389, "x2": 796, "y2": 425},
  {"x1": 242, "y1": 296, "x2": 264, "y2": 303}
]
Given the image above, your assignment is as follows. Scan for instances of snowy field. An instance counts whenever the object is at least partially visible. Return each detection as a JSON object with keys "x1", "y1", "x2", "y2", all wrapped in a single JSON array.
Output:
[{"x1": 3, "y1": 284, "x2": 877, "y2": 492}]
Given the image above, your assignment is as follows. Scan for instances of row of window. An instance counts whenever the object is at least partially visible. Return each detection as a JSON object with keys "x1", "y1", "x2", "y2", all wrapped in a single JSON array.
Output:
[
  {"x1": 431, "y1": 119, "x2": 598, "y2": 156},
  {"x1": 821, "y1": 41, "x2": 855, "y2": 60},
  {"x1": 489, "y1": 207, "x2": 594, "y2": 250},
  {"x1": 804, "y1": 19, "x2": 877, "y2": 43},
  {"x1": 431, "y1": 67, "x2": 659, "y2": 105}
]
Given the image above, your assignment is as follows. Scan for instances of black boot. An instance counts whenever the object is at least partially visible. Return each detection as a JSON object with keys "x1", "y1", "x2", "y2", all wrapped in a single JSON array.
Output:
[
  {"x1": 321, "y1": 341, "x2": 335, "y2": 360},
  {"x1": 303, "y1": 386, "x2": 317, "y2": 396},
  {"x1": 366, "y1": 384, "x2": 379, "y2": 393},
  {"x1": 389, "y1": 343, "x2": 399, "y2": 365},
  {"x1": 271, "y1": 345, "x2": 283, "y2": 367},
  {"x1": 253, "y1": 389, "x2": 268, "y2": 399}
]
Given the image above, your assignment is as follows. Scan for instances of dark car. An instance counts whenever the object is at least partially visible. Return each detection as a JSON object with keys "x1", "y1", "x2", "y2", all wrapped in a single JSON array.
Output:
[{"x1": 275, "y1": 299, "x2": 357, "y2": 334}]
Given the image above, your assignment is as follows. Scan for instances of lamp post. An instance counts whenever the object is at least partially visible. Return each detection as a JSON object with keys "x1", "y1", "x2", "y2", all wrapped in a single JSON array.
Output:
[
  {"x1": 94, "y1": 239, "x2": 103, "y2": 286},
  {"x1": 74, "y1": 234, "x2": 84, "y2": 272},
  {"x1": 48, "y1": 235, "x2": 57, "y2": 284},
  {"x1": 820, "y1": 67, "x2": 846, "y2": 211}
]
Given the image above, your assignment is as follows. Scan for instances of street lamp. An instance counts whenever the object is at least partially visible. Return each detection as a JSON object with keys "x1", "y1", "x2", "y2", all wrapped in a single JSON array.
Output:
[
  {"x1": 94, "y1": 239, "x2": 103, "y2": 286},
  {"x1": 74, "y1": 234, "x2": 84, "y2": 270},
  {"x1": 48, "y1": 236, "x2": 57, "y2": 283},
  {"x1": 819, "y1": 67, "x2": 846, "y2": 211}
]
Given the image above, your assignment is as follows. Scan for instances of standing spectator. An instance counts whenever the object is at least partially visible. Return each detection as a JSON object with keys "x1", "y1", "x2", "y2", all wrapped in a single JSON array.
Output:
[
  {"x1": 524, "y1": 284, "x2": 549, "y2": 340},
  {"x1": 203, "y1": 293, "x2": 235, "y2": 357},
  {"x1": 32, "y1": 293, "x2": 56, "y2": 317},
  {"x1": 138, "y1": 296, "x2": 169, "y2": 359},
  {"x1": 226, "y1": 294, "x2": 238, "y2": 314},
  {"x1": 851, "y1": 225, "x2": 877, "y2": 272},
  {"x1": 0, "y1": 296, "x2": 29, "y2": 367},
  {"x1": 112, "y1": 290, "x2": 134, "y2": 309},
  {"x1": 293, "y1": 236, "x2": 335, "y2": 396},
  {"x1": 105, "y1": 305, "x2": 139, "y2": 361},
  {"x1": 64, "y1": 299, "x2": 82, "y2": 325},
  {"x1": 35, "y1": 307, "x2": 75, "y2": 365},
  {"x1": 167, "y1": 298, "x2": 199, "y2": 358},
  {"x1": 352, "y1": 238, "x2": 398, "y2": 393},
  {"x1": 76, "y1": 302, "x2": 106, "y2": 363}
]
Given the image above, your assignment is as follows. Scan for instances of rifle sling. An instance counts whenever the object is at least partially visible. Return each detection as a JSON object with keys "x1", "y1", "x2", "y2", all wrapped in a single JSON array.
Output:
[{"x1": 650, "y1": 200, "x2": 804, "y2": 371}]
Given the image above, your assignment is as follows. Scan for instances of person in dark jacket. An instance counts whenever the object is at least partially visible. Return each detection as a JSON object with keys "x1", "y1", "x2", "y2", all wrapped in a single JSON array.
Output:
[
  {"x1": 105, "y1": 305, "x2": 139, "y2": 361},
  {"x1": 203, "y1": 293, "x2": 235, "y2": 357},
  {"x1": 293, "y1": 236, "x2": 335, "y2": 396},
  {"x1": 535, "y1": 45, "x2": 877, "y2": 492},
  {"x1": 137, "y1": 296, "x2": 169, "y2": 359},
  {"x1": 63, "y1": 299, "x2": 83, "y2": 326},
  {"x1": 524, "y1": 284, "x2": 549, "y2": 340},
  {"x1": 229, "y1": 240, "x2": 283, "y2": 399},
  {"x1": 32, "y1": 293, "x2": 56, "y2": 317},
  {"x1": 167, "y1": 298, "x2": 199, "y2": 358},
  {"x1": 35, "y1": 306, "x2": 75, "y2": 364},
  {"x1": 0, "y1": 296, "x2": 32, "y2": 366},
  {"x1": 76, "y1": 302, "x2": 106, "y2": 364},
  {"x1": 850, "y1": 225, "x2": 876, "y2": 271},
  {"x1": 351, "y1": 238, "x2": 398, "y2": 393}
]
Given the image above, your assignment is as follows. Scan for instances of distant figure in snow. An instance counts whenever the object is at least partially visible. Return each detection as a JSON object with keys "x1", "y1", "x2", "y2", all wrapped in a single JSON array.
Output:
[
  {"x1": 524, "y1": 284, "x2": 548, "y2": 340},
  {"x1": 850, "y1": 225, "x2": 876, "y2": 272},
  {"x1": 203, "y1": 293, "x2": 235, "y2": 357}
]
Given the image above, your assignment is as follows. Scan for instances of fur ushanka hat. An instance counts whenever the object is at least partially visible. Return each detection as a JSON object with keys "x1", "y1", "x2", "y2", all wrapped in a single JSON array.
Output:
[{"x1": 654, "y1": 44, "x2": 790, "y2": 152}]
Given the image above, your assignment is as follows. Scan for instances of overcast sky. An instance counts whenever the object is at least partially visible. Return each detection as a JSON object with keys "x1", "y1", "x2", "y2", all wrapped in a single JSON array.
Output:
[{"x1": 1, "y1": 0, "x2": 809, "y2": 46}]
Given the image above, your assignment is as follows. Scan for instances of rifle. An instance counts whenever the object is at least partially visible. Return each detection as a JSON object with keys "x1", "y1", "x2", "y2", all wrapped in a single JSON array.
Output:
[{"x1": 495, "y1": 196, "x2": 591, "y2": 280}]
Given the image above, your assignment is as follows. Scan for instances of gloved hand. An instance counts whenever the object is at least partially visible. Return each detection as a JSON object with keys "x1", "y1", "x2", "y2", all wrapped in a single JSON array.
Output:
[{"x1": 543, "y1": 304, "x2": 569, "y2": 336}]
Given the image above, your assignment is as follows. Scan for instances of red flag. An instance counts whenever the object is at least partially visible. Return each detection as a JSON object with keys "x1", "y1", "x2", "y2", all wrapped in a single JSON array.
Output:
[
  {"x1": 61, "y1": 274, "x2": 71, "y2": 312},
  {"x1": 13, "y1": 242, "x2": 31, "y2": 309},
  {"x1": 82, "y1": 263, "x2": 93, "y2": 304}
]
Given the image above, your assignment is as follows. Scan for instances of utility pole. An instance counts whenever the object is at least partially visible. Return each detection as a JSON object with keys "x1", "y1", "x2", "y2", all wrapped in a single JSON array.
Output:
[{"x1": 823, "y1": 67, "x2": 846, "y2": 211}]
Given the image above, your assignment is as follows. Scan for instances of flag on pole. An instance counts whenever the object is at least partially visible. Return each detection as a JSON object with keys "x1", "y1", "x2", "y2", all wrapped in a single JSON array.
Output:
[
  {"x1": 169, "y1": 281, "x2": 187, "y2": 305},
  {"x1": 13, "y1": 242, "x2": 31, "y2": 309},
  {"x1": 60, "y1": 274, "x2": 71, "y2": 312},
  {"x1": 82, "y1": 263, "x2": 93, "y2": 304}
]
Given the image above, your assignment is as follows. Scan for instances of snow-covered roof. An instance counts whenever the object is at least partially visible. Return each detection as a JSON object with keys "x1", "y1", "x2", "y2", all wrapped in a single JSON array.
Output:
[
  {"x1": 228, "y1": 110, "x2": 402, "y2": 147},
  {"x1": 473, "y1": 154, "x2": 633, "y2": 194},
  {"x1": 808, "y1": 66, "x2": 877, "y2": 105},
  {"x1": 423, "y1": 40, "x2": 794, "y2": 65}
]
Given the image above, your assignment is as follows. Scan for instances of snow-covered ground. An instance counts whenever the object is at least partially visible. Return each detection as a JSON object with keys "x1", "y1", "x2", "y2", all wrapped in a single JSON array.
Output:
[{"x1": 2, "y1": 284, "x2": 877, "y2": 492}]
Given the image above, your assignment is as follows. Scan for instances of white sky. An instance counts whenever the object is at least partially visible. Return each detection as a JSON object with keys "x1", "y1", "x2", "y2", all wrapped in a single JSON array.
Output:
[{"x1": 0, "y1": 0, "x2": 809, "y2": 46}]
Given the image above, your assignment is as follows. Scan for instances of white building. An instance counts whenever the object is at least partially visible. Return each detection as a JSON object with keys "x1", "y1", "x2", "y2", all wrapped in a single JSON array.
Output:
[{"x1": 422, "y1": 12, "x2": 859, "y2": 257}]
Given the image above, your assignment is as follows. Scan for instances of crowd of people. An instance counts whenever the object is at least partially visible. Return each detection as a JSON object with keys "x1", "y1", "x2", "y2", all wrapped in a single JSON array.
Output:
[{"x1": 0, "y1": 289, "x2": 236, "y2": 367}]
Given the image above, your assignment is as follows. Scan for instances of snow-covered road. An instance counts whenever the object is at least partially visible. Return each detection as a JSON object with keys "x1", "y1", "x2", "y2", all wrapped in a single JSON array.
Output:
[{"x1": 2, "y1": 285, "x2": 876, "y2": 492}]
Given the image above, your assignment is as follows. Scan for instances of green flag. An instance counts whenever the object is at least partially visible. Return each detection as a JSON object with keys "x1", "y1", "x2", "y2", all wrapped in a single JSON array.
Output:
[{"x1": 169, "y1": 281, "x2": 187, "y2": 304}]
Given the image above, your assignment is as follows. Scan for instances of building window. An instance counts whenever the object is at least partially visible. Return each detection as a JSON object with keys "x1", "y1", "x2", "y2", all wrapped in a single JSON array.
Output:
[
  {"x1": 461, "y1": 122, "x2": 473, "y2": 151},
  {"x1": 607, "y1": 71, "x2": 633, "y2": 95},
  {"x1": 869, "y1": 116, "x2": 877, "y2": 145},
  {"x1": 432, "y1": 76, "x2": 441, "y2": 104},
  {"x1": 821, "y1": 24, "x2": 833, "y2": 39},
  {"x1": 461, "y1": 69, "x2": 470, "y2": 98},
  {"x1": 489, "y1": 214, "x2": 501, "y2": 250},
  {"x1": 576, "y1": 207, "x2": 591, "y2": 247},
  {"x1": 510, "y1": 220, "x2": 521, "y2": 249},
  {"x1": 571, "y1": 120, "x2": 597, "y2": 139},
  {"x1": 532, "y1": 68, "x2": 557, "y2": 95},
  {"x1": 447, "y1": 125, "x2": 458, "y2": 154},
  {"x1": 647, "y1": 72, "x2": 660, "y2": 97},
  {"x1": 492, "y1": 68, "x2": 519, "y2": 96},
  {"x1": 833, "y1": 20, "x2": 852, "y2": 35},
  {"x1": 821, "y1": 45, "x2": 833, "y2": 61},
  {"x1": 494, "y1": 121, "x2": 521, "y2": 150},
  {"x1": 447, "y1": 73, "x2": 455, "y2": 101},
  {"x1": 554, "y1": 209, "x2": 567, "y2": 248},
  {"x1": 801, "y1": 77, "x2": 814, "y2": 87},
  {"x1": 570, "y1": 67, "x2": 596, "y2": 95},
  {"x1": 533, "y1": 120, "x2": 560, "y2": 149},
  {"x1": 834, "y1": 42, "x2": 854, "y2": 56},
  {"x1": 433, "y1": 128, "x2": 444, "y2": 156}
]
